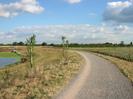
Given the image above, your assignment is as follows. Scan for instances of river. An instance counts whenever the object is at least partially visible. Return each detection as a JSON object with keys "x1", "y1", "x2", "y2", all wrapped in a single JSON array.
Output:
[{"x1": 0, "y1": 58, "x2": 18, "y2": 67}]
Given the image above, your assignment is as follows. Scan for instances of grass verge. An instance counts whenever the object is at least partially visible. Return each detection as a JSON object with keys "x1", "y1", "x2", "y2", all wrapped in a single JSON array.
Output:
[{"x1": 0, "y1": 46, "x2": 84, "y2": 99}]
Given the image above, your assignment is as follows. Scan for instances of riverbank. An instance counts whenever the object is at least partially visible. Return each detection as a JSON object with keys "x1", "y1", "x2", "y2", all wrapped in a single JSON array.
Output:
[
  {"x1": 0, "y1": 52, "x2": 21, "y2": 68},
  {"x1": 0, "y1": 52, "x2": 20, "y2": 59}
]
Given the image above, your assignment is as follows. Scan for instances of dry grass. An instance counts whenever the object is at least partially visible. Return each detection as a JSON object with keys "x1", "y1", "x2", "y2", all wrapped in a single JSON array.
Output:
[{"x1": 0, "y1": 46, "x2": 84, "y2": 99}]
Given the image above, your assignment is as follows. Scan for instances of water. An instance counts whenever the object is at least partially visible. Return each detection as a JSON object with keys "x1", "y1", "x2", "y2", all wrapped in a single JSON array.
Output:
[{"x1": 0, "y1": 58, "x2": 18, "y2": 67}]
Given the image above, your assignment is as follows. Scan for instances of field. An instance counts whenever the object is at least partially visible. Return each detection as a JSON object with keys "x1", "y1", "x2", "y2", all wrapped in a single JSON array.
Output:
[
  {"x1": 76, "y1": 47, "x2": 133, "y2": 82},
  {"x1": 0, "y1": 46, "x2": 84, "y2": 99},
  {"x1": 0, "y1": 47, "x2": 13, "y2": 52}
]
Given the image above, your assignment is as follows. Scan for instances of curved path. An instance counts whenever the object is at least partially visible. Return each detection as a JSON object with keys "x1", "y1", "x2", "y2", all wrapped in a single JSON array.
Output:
[{"x1": 55, "y1": 51, "x2": 133, "y2": 99}]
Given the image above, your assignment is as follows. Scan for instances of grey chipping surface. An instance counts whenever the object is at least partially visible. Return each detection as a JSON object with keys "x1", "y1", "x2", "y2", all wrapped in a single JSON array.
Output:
[
  {"x1": 55, "y1": 52, "x2": 133, "y2": 99},
  {"x1": 76, "y1": 52, "x2": 133, "y2": 99}
]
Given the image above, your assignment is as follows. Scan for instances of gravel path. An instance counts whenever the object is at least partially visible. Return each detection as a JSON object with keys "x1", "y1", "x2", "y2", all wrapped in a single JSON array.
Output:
[{"x1": 55, "y1": 52, "x2": 133, "y2": 99}]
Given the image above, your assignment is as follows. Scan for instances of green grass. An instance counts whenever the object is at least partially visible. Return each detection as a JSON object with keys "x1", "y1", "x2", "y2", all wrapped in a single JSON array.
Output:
[{"x1": 0, "y1": 52, "x2": 20, "y2": 59}]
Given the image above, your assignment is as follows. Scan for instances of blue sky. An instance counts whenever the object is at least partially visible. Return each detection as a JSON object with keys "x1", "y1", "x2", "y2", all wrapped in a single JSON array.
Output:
[
  {"x1": 0, "y1": 0, "x2": 105, "y2": 31},
  {"x1": 0, "y1": 0, "x2": 133, "y2": 43}
]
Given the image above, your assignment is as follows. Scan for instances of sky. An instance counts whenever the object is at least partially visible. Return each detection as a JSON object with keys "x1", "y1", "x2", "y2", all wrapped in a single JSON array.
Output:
[{"x1": 0, "y1": 0, "x2": 133, "y2": 44}]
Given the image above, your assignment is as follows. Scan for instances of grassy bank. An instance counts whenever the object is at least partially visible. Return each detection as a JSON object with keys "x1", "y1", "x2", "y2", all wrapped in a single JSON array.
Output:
[
  {"x1": 76, "y1": 47, "x2": 133, "y2": 83},
  {"x1": 0, "y1": 52, "x2": 20, "y2": 59},
  {"x1": 0, "y1": 46, "x2": 84, "y2": 99}
]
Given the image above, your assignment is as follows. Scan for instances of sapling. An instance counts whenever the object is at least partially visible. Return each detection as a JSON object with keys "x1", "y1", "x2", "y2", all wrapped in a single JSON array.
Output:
[
  {"x1": 26, "y1": 34, "x2": 36, "y2": 68},
  {"x1": 61, "y1": 36, "x2": 69, "y2": 64},
  {"x1": 62, "y1": 36, "x2": 66, "y2": 59},
  {"x1": 66, "y1": 40, "x2": 69, "y2": 49},
  {"x1": 65, "y1": 40, "x2": 69, "y2": 62},
  {"x1": 128, "y1": 46, "x2": 131, "y2": 61}
]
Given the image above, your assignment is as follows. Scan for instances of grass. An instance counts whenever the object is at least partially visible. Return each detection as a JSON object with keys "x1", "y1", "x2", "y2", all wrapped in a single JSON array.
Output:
[
  {"x1": 0, "y1": 52, "x2": 20, "y2": 59},
  {"x1": 0, "y1": 46, "x2": 84, "y2": 99},
  {"x1": 76, "y1": 47, "x2": 133, "y2": 83},
  {"x1": 82, "y1": 47, "x2": 133, "y2": 61}
]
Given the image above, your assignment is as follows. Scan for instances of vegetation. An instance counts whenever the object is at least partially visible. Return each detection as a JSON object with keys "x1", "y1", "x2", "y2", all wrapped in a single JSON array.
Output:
[
  {"x1": 61, "y1": 36, "x2": 69, "y2": 63},
  {"x1": 66, "y1": 40, "x2": 69, "y2": 49},
  {"x1": 12, "y1": 42, "x2": 25, "y2": 46},
  {"x1": 79, "y1": 47, "x2": 133, "y2": 61},
  {"x1": 0, "y1": 46, "x2": 83, "y2": 99},
  {"x1": 1, "y1": 41, "x2": 133, "y2": 47},
  {"x1": 0, "y1": 52, "x2": 20, "y2": 59},
  {"x1": 77, "y1": 47, "x2": 133, "y2": 82},
  {"x1": 61, "y1": 36, "x2": 66, "y2": 58},
  {"x1": 41, "y1": 42, "x2": 47, "y2": 46},
  {"x1": 26, "y1": 34, "x2": 36, "y2": 68}
]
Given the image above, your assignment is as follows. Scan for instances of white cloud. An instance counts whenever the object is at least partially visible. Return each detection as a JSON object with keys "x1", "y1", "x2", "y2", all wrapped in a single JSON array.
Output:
[
  {"x1": 1, "y1": 24, "x2": 133, "y2": 44},
  {"x1": 0, "y1": 0, "x2": 44, "y2": 18},
  {"x1": 103, "y1": 1, "x2": 133, "y2": 23},
  {"x1": 114, "y1": 25, "x2": 128, "y2": 32},
  {"x1": 108, "y1": 1, "x2": 131, "y2": 8},
  {"x1": 66, "y1": 0, "x2": 81, "y2": 4}
]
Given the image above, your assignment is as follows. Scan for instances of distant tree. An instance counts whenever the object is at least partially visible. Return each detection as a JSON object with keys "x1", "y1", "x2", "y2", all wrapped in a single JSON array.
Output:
[
  {"x1": 104, "y1": 42, "x2": 113, "y2": 47},
  {"x1": 0, "y1": 43, "x2": 4, "y2": 46},
  {"x1": 49, "y1": 43, "x2": 55, "y2": 46},
  {"x1": 12, "y1": 41, "x2": 24, "y2": 46},
  {"x1": 42, "y1": 42, "x2": 47, "y2": 46},
  {"x1": 18, "y1": 41, "x2": 25, "y2": 45},
  {"x1": 12, "y1": 42, "x2": 18, "y2": 46},
  {"x1": 130, "y1": 42, "x2": 133, "y2": 46},
  {"x1": 120, "y1": 41, "x2": 124, "y2": 46}
]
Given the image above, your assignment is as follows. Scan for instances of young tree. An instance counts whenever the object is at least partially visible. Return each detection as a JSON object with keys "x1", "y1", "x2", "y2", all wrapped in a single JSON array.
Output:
[
  {"x1": 128, "y1": 42, "x2": 132, "y2": 61},
  {"x1": 26, "y1": 34, "x2": 36, "y2": 68},
  {"x1": 61, "y1": 36, "x2": 70, "y2": 64},
  {"x1": 62, "y1": 36, "x2": 66, "y2": 58},
  {"x1": 66, "y1": 40, "x2": 69, "y2": 49}
]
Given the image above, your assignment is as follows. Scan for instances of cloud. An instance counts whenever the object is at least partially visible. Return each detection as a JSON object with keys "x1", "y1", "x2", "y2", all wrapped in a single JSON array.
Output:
[
  {"x1": 1, "y1": 24, "x2": 133, "y2": 44},
  {"x1": 107, "y1": 1, "x2": 131, "y2": 8},
  {"x1": 0, "y1": 0, "x2": 44, "y2": 18},
  {"x1": 66, "y1": 0, "x2": 81, "y2": 4},
  {"x1": 114, "y1": 25, "x2": 128, "y2": 32},
  {"x1": 103, "y1": 1, "x2": 133, "y2": 23}
]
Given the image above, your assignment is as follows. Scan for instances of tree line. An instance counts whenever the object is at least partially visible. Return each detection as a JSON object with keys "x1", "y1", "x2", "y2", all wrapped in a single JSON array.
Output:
[{"x1": 0, "y1": 41, "x2": 133, "y2": 47}]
